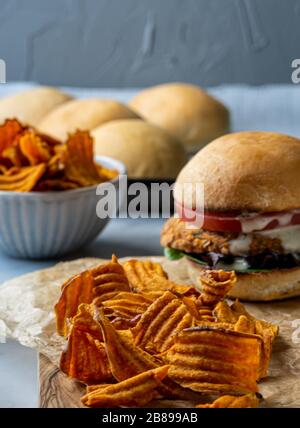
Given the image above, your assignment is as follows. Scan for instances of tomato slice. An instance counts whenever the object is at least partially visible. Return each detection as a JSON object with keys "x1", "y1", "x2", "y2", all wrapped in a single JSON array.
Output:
[{"x1": 175, "y1": 202, "x2": 300, "y2": 233}]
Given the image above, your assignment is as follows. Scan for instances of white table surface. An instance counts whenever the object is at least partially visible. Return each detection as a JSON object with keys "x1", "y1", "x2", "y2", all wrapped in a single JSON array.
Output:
[{"x1": 1, "y1": 83, "x2": 300, "y2": 407}]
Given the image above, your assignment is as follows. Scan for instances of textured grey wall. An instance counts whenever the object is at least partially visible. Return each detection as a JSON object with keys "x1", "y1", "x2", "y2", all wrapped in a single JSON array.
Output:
[{"x1": 1, "y1": 0, "x2": 299, "y2": 87}]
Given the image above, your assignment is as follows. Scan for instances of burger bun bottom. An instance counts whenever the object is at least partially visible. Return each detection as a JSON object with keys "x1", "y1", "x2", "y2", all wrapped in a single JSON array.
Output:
[{"x1": 186, "y1": 258, "x2": 300, "y2": 301}]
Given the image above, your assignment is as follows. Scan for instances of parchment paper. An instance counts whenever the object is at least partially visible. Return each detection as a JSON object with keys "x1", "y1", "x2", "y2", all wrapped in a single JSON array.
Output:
[{"x1": 0, "y1": 256, "x2": 299, "y2": 408}]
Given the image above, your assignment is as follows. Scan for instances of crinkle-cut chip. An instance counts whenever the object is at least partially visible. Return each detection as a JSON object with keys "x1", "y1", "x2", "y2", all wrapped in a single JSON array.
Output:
[
  {"x1": 111, "y1": 314, "x2": 142, "y2": 330},
  {"x1": 231, "y1": 300, "x2": 279, "y2": 339},
  {"x1": 180, "y1": 296, "x2": 214, "y2": 322},
  {"x1": 131, "y1": 291, "x2": 195, "y2": 354},
  {"x1": 123, "y1": 259, "x2": 168, "y2": 293},
  {"x1": 123, "y1": 259, "x2": 197, "y2": 295},
  {"x1": 36, "y1": 132, "x2": 61, "y2": 146},
  {"x1": 166, "y1": 325, "x2": 262, "y2": 395},
  {"x1": 64, "y1": 130, "x2": 102, "y2": 186},
  {"x1": 1, "y1": 144, "x2": 24, "y2": 167},
  {"x1": 0, "y1": 164, "x2": 7, "y2": 174},
  {"x1": 0, "y1": 119, "x2": 26, "y2": 155},
  {"x1": 3, "y1": 166, "x2": 19, "y2": 176},
  {"x1": 197, "y1": 305, "x2": 215, "y2": 322},
  {"x1": 213, "y1": 300, "x2": 239, "y2": 324},
  {"x1": 86, "y1": 383, "x2": 115, "y2": 393},
  {"x1": 96, "y1": 308, "x2": 192, "y2": 400},
  {"x1": 195, "y1": 317, "x2": 254, "y2": 335},
  {"x1": 81, "y1": 366, "x2": 169, "y2": 408},
  {"x1": 198, "y1": 270, "x2": 236, "y2": 306},
  {"x1": 60, "y1": 304, "x2": 111, "y2": 384},
  {"x1": 0, "y1": 163, "x2": 46, "y2": 191},
  {"x1": 68, "y1": 303, "x2": 103, "y2": 339},
  {"x1": 34, "y1": 178, "x2": 78, "y2": 191},
  {"x1": 231, "y1": 300, "x2": 279, "y2": 379},
  {"x1": 96, "y1": 308, "x2": 160, "y2": 379},
  {"x1": 234, "y1": 315, "x2": 255, "y2": 334},
  {"x1": 102, "y1": 292, "x2": 153, "y2": 319},
  {"x1": 55, "y1": 270, "x2": 95, "y2": 336},
  {"x1": 92, "y1": 255, "x2": 130, "y2": 303},
  {"x1": 46, "y1": 153, "x2": 64, "y2": 177},
  {"x1": 55, "y1": 256, "x2": 126, "y2": 336},
  {"x1": 196, "y1": 393, "x2": 260, "y2": 408},
  {"x1": 214, "y1": 300, "x2": 278, "y2": 379},
  {"x1": 19, "y1": 131, "x2": 51, "y2": 165},
  {"x1": 195, "y1": 314, "x2": 268, "y2": 380},
  {"x1": 97, "y1": 165, "x2": 118, "y2": 182},
  {"x1": 180, "y1": 296, "x2": 201, "y2": 320}
]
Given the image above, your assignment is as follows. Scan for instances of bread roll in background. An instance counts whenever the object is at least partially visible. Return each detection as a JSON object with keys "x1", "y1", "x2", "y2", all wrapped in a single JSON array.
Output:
[
  {"x1": 129, "y1": 83, "x2": 230, "y2": 154},
  {"x1": 0, "y1": 86, "x2": 72, "y2": 126},
  {"x1": 92, "y1": 119, "x2": 188, "y2": 179},
  {"x1": 38, "y1": 98, "x2": 139, "y2": 141}
]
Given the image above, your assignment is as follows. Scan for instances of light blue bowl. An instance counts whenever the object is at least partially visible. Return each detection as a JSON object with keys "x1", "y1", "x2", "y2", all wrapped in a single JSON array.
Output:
[{"x1": 0, "y1": 156, "x2": 126, "y2": 259}]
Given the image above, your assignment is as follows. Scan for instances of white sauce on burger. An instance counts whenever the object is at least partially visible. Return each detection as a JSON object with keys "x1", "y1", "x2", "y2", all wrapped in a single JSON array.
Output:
[{"x1": 229, "y1": 224, "x2": 300, "y2": 256}]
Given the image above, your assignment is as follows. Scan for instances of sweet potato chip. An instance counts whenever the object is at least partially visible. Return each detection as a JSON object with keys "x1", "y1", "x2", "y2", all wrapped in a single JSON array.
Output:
[
  {"x1": 198, "y1": 270, "x2": 236, "y2": 306},
  {"x1": 60, "y1": 304, "x2": 111, "y2": 384},
  {"x1": 55, "y1": 256, "x2": 127, "y2": 336},
  {"x1": 36, "y1": 132, "x2": 61, "y2": 146},
  {"x1": 92, "y1": 255, "x2": 130, "y2": 303},
  {"x1": 213, "y1": 301, "x2": 239, "y2": 324},
  {"x1": 123, "y1": 259, "x2": 196, "y2": 296},
  {"x1": 102, "y1": 292, "x2": 153, "y2": 319},
  {"x1": 1, "y1": 144, "x2": 24, "y2": 167},
  {"x1": 96, "y1": 307, "x2": 160, "y2": 379},
  {"x1": 96, "y1": 308, "x2": 193, "y2": 400},
  {"x1": 214, "y1": 300, "x2": 279, "y2": 379},
  {"x1": 81, "y1": 365, "x2": 169, "y2": 408},
  {"x1": 0, "y1": 163, "x2": 46, "y2": 191},
  {"x1": 64, "y1": 130, "x2": 102, "y2": 186},
  {"x1": 180, "y1": 296, "x2": 214, "y2": 322},
  {"x1": 131, "y1": 291, "x2": 194, "y2": 353},
  {"x1": 19, "y1": 131, "x2": 51, "y2": 165},
  {"x1": 86, "y1": 383, "x2": 115, "y2": 393},
  {"x1": 0, "y1": 119, "x2": 26, "y2": 155},
  {"x1": 166, "y1": 325, "x2": 262, "y2": 395},
  {"x1": 196, "y1": 393, "x2": 260, "y2": 408},
  {"x1": 46, "y1": 153, "x2": 64, "y2": 176},
  {"x1": 0, "y1": 164, "x2": 7, "y2": 173},
  {"x1": 55, "y1": 270, "x2": 95, "y2": 336},
  {"x1": 231, "y1": 300, "x2": 279, "y2": 339},
  {"x1": 97, "y1": 165, "x2": 118, "y2": 182},
  {"x1": 197, "y1": 305, "x2": 215, "y2": 322}
]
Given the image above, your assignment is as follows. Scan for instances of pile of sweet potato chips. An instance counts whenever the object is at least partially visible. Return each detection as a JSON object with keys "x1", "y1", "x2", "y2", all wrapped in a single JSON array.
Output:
[
  {"x1": 0, "y1": 119, "x2": 117, "y2": 191},
  {"x1": 54, "y1": 256, "x2": 279, "y2": 408}
]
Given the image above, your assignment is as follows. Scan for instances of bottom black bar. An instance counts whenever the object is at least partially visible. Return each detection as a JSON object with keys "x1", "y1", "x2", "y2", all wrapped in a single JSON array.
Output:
[{"x1": 0, "y1": 408, "x2": 298, "y2": 426}]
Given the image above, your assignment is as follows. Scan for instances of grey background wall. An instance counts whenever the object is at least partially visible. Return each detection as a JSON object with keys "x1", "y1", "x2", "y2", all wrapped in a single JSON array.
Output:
[{"x1": 1, "y1": 0, "x2": 299, "y2": 87}]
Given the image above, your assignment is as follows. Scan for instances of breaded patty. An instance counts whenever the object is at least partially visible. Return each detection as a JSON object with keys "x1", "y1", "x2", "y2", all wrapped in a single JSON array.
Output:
[{"x1": 161, "y1": 218, "x2": 284, "y2": 256}]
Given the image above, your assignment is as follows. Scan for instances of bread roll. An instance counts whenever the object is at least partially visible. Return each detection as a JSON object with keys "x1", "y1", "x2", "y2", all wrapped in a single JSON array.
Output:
[
  {"x1": 0, "y1": 86, "x2": 72, "y2": 126},
  {"x1": 129, "y1": 83, "x2": 230, "y2": 153},
  {"x1": 38, "y1": 98, "x2": 139, "y2": 140},
  {"x1": 92, "y1": 119, "x2": 188, "y2": 179}
]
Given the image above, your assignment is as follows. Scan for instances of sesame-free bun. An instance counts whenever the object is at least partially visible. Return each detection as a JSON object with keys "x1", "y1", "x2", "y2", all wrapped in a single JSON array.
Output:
[
  {"x1": 129, "y1": 83, "x2": 230, "y2": 153},
  {"x1": 38, "y1": 98, "x2": 139, "y2": 140},
  {"x1": 0, "y1": 86, "x2": 72, "y2": 126},
  {"x1": 174, "y1": 131, "x2": 300, "y2": 213},
  {"x1": 186, "y1": 258, "x2": 300, "y2": 301},
  {"x1": 92, "y1": 119, "x2": 188, "y2": 179}
]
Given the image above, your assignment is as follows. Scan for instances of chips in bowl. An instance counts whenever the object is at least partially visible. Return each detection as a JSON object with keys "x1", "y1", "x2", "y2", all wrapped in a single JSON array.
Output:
[{"x1": 0, "y1": 118, "x2": 118, "y2": 192}]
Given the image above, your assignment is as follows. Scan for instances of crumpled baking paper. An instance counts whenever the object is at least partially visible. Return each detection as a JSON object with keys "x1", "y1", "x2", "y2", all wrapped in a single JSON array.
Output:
[{"x1": 0, "y1": 256, "x2": 300, "y2": 407}]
